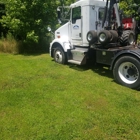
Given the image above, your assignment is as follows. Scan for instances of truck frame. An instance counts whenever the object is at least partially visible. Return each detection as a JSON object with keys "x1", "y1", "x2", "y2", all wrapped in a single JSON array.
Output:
[{"x1": 49, "y1": 0, "x2": 140, "y2": 89}]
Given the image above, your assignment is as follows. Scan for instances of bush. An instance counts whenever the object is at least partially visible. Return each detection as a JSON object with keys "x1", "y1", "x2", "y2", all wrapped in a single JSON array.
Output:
[
  {"x1": 0, "y1": 33, "x2": 52, "y2": 54},
  {"x1": 0, "y1": 33, "x2": 24, "y2": 54}
]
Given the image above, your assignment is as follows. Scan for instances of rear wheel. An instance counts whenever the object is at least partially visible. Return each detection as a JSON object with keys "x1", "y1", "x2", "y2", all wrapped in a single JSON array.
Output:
[
  {"x1": 53, "y1": 47, "x2": 67, "y2": 64},
  {"x1": 113, "y1": 56, "x2": 140, "y2": 89},
  {"x1": 119, "y1": 30, "x2": 135, "y2": 46}
]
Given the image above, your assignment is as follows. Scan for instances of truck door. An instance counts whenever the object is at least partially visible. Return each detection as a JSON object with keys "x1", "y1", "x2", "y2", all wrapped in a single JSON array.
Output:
[
  {"x1": 96, "y1": 7, "x2": 105, "y2": 31},
  {"x1": 71, "y1": 6, "x2": 82, "y2": 45}
]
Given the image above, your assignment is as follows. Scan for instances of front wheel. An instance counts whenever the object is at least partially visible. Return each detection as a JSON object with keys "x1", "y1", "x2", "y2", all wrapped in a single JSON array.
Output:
[
  {"x1": 53, "y1": 47, "x2": 67, "y2": 64},
  {"x1": 113, "y1": 56, "x2": 140, "y2": 89}
]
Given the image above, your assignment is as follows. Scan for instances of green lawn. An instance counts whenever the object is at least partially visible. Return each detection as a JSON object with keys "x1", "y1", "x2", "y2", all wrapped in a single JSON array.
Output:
[{"x1": 0, "y1": 53, "x2": 140, "y2": 140}]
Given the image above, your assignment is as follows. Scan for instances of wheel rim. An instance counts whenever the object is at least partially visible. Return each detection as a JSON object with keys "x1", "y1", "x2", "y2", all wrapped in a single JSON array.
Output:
[
  {"x1": 129, "y1": 33, "x2": 134, "y2": 44},
  {"x1": 87, "y1": 33, "x2": 92, "y2": 41},
  {"x1": 99, "y1": 33, "x2": 106, "y2": 42},
  {"x1": 118, "y1": 62, "x2": 139, "y2": 84},
  {"x1": 55, "y1": 50, "x2": 62, "y2": 63}
]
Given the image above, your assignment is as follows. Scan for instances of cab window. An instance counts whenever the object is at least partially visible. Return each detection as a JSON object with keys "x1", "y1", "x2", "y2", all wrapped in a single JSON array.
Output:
[
  {"x1": 72, "y1": 6, "x2": 81, "y2": 24},
  {"x1": 99, "y1": 8, "x2": 104, "y2": 20}
]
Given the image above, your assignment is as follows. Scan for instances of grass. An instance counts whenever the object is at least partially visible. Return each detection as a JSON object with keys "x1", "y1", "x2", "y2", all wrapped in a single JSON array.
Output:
[{"x1": 0, "y1": 53, "x2": 140, "y2": 140}]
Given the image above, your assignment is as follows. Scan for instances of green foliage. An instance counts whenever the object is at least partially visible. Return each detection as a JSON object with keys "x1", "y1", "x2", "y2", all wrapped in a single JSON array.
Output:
[
  {"x1": 59, "y1": 0, "x2": 75, "y2": 6},
  {"x1": 0, "y1": 0, "x2": 75, "y2": 49},
  {"x1": 26, "y1": 30, "x2": 39, "y2": 43},
  {"x1": 120, "y1": 0, "x2": 140, "y2": 19},
  {"x1": 0, "y1": 0, "x2": 75, "y2": 53},
  {"x1": 0, "y1": 0, "x2": 59, "y2": 43}
]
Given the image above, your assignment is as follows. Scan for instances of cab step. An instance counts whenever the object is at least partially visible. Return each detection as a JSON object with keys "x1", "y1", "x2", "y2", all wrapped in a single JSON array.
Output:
[
  {"x1": 67, "y1": 48, "x2": 88, "y2": 65},
  {"x1": 68, "y1": 60, "x2": 81, "y2": 65}
]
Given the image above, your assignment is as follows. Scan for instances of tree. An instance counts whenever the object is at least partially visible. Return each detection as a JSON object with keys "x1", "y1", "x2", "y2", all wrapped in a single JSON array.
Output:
[
  {"x1": 0, "y1": 0, "x2": 62, "y2": 43},
  {"x1": 119, "y1": 0, "x2": 140, "y2": 19},
  {"x1": 0, "y1": 2, "x2": 6, "y2": 36},
  {"x1": 0, "y1": 0, "x2": 75, "y2": 43}
]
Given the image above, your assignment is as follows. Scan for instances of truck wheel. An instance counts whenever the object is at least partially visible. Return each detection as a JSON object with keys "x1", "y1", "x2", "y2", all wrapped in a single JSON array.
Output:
[
  {"x1": 98, "y1": 30, "x2": 111, "y2": 45},
  {"x1": 119, "y1": 30, "x2": 135, "y2": 46},
  {"x1": 113, "y1": 56, "x2": 140, "y2": 89},
  {"x1": 53, "y1": 47, "x2": 66, "y2": 64},
  {"x1": 109, "y1": 30, "x2": 118, "y2": 43},
  {"x1": 87, "y1": 31, "x2": 97, "y2": 44}
]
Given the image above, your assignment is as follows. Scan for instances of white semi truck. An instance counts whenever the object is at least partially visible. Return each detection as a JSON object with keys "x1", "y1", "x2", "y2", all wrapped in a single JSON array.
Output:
[{"x1": 49, "y1": 0, "x2": 140, "y2": 89}]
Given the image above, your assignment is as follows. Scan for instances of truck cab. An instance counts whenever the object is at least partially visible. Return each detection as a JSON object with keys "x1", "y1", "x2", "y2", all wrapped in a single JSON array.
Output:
[{"x1": 50, "y1": 0, "x2": 106, "y2": 59}]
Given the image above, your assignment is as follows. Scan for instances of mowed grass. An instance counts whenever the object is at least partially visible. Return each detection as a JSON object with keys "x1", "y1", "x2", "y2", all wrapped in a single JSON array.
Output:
[{"x1": 0, "y1": 53, "x2": 140, "y2": 140}]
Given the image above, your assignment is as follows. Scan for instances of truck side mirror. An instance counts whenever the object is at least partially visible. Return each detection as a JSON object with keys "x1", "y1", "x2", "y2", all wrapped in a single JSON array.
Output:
[
  {"x1": 47, "y1": 27, "x2": 51, "y2": 32},
  {"x1": 57, "y1": 7, "x2": 61, "y2": 19},
  {"x1": 47, "y1": 27, "x2": 54, "y2": 38},
  {"x1": 57, "y1": 7, "x2": 62, "y2": 24}
]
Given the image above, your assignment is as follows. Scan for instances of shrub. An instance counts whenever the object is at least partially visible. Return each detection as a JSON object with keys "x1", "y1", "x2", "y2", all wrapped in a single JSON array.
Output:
[
  {"x1": 0, "y1": 33, "x2": 23, "y2": 54},
  {"x1": 0, "y1": 32, "x2": 52, "y2": 54}
]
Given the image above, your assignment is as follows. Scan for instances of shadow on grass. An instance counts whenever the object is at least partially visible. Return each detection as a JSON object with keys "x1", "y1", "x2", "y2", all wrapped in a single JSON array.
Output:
[
  {"x1": 69, "y1": 63, "x2": 113, "y2": 79},
  {"x1": 20, "y1": 46, "x2": 49, "y2": 56},
  {"x1": 22, "y1": 52, "x2": 48, "y2": 56},
  {"x1": 69, "y1": 63, "x2": 140, "y2": 91}
]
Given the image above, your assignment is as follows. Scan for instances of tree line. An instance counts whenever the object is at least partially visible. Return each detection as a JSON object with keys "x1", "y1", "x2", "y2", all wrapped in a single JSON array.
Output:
[
  {"x1": 0, "y1": 0, "x2": 140, "y2": 45},
  {"x1": 0, "y1": 0, "x2": 74, "y2": 44}
]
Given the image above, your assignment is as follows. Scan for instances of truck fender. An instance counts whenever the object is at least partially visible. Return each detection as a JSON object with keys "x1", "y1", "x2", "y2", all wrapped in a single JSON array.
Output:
[
  {"x1": 110, "y1": 49, "x2": 140, "y2": 70},
  {"x1": 50, "y1": 38, "x2": 71, "y2": 57}
]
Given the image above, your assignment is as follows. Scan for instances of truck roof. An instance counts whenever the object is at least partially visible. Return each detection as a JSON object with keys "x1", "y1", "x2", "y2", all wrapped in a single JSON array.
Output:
[{"x1": 70, "y1": 0, "x2": 107, "y2": 8}]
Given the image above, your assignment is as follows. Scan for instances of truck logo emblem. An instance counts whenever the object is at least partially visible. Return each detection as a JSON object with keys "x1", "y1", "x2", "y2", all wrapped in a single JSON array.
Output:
[{"x1": 73, "y1": 25, "x2": 79, "y2": 30}]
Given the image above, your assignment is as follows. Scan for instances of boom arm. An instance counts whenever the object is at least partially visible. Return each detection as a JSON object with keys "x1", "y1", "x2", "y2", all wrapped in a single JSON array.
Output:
[
  {"x1": 113, "y1": 0, "x2": 121, "y2": 27},
  {"x1": 102, "y1": 0, "x2": 121, "y2": 29},
  {"x1": 102, "y1": 0, "x2": 109, "y2": 28}
]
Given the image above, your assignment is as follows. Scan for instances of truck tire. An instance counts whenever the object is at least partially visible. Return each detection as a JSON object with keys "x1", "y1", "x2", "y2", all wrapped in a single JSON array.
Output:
[
  {"x1": 98, "y1": 30, "x2": 111, "y2": 45},
  {"x1": 119, "y1": 30, "x2": 135, "y2": 46},
  {"x1": 113, "y1": 56, "x2": 140, "y2": 89},
  {"x1": 53, "y1": 47, "x2": 67, "y2": 64},
  {"x1": 87, "y1": 30, "x2": 97, "y2": 44},
  {"x1": 109, "y1": 30, "x2": 118, "y2": 43}
]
